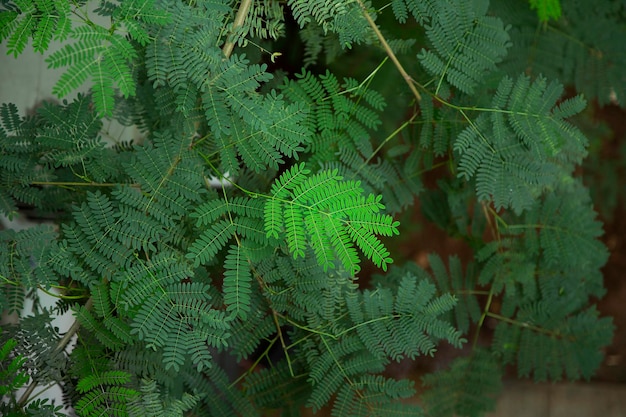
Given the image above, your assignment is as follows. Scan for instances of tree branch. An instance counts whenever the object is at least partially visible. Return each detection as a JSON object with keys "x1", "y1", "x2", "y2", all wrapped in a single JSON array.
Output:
[
  {"x1": 357, "y1": 1, "x2": 422, "y2": 103},
  {"x1": 222, "y1": 0, "x2": 253, "y2": 59}
]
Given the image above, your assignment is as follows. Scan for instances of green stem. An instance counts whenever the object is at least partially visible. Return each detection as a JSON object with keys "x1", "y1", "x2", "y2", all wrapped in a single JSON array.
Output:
[
  {"x1": 486, "y1": 311, "x2": 561, "y2": 337},
  {"x1": 473, "y1": 286, "x2": 494, "y2": 349},
  {"x1": 37, "y1": 285, "x2": 89, "y2": 301},
  {"x1": 357, "y1": 113, "x2": 417, "y2": 173},
  {"x1": 272, "y1": 310, "x2": 295, "y2": 377},
  {"x1": 228, "y1": 335, "x2": 280, "y2": 389}
]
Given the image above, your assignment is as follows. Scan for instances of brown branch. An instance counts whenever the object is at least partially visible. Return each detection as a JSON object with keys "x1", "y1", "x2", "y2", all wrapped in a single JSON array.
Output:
[
  {"x1": 357, "y1": 1, "x2": 422, "y2": 103},
  {"x1": 222, "y1": 0, "x2": 253, "y2": 59}
]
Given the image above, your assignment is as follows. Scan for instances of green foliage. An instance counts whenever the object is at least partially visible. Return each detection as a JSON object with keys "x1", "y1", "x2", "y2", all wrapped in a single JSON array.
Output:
[
  {"x1": 75, "y1": 370, "x2": 139, "y2": 417},
  {"x1": 288, "y1": 0, "x2": 373, "y2": 48},
  {"x1": 0, "y1": 333, "x2": 29, "y2": 397},
  {"x1": 0, "y1": 0, "x2": 619, "y2": 416},
  {"x1": 416, "y1": 0, "x2": 512, "y2": 95},
  {"x1": 263, "y1": 162, "x2": 399, "y2": 274},
  {"x1": 127, "y1": 379, "x2": 200, "y2": 417},
  {"x1": 454, "y1": 74, "x2": 588, "y2": 213},
  {"x1": 529, "y1": 0, "x2": 562, "y2": 22},
  {"x1": 422, "y1": 349, "x2": 503, "y2": 417},
  {"x1": 0, "y1": 0, "x2": 71, "y2": 56},
  {"x1": 494, "y1": 0, "x2": 626, "y2": 108}
]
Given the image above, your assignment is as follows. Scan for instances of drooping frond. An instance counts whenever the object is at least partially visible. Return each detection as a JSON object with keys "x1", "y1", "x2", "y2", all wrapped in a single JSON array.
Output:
[
  {"x1": 75, "y1": 283, "x2": 132, "y2": 351},
  {"x1": 477, "y1": 180, "x2": 608, "y2": 306},
  {"x1": 204, "y1": 88, "x2": 310, "y2": 175},
  {"x1": 532, "y1": 185, "x2": 608, "y2": 274},
  {"x1": 390, "y1": 0, "x2": 439, "y2": 24},
  {"x1": 335, "y1": 148, "x2": 423, "y2": 214},
  {"x1": 347, "y1": 274, "x2": 465, "y2": 360},
  {"x1": 382, "y1": 255, "x2": 481, "y2": 334},
  {"x1": 145, "y1": 0, "x2": 228, "y2": 103},
  {"x1": 45, "y1": 26, "x2": 137, "y2": 117},
  {"x1": 181, "y1": 365, "x2": 260, "y2": 417},
  {"x1": 244, "y1": 360, "x2": 310, "y2": 414},
  {"x1": 111, "y1": 251, "x2": 230, "y2": 372},
  {"x1": 123, "y1": 130, "x2": 207, "y2": 222},
  {"x1": 62, "y1": 191, "x2": 135, "y2": 281},
  {"x1": 281, "y1": 70, "x2": 384, "y2": 160},
  {"x1": 222, "y1": 244, "x2": 253, "y2": 320}
]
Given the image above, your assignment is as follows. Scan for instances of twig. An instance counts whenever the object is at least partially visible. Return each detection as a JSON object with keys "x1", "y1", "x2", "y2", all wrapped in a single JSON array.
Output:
[
  {"x1": 222, "y1": 0, "x2": 253, "y2": 59},
  {"x1": 357, "y1": 1, "x2": 422, "y2": 103}
]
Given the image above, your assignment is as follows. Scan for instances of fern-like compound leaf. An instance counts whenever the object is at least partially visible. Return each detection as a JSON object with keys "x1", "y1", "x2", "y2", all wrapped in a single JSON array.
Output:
[
  {"x1": 417, "y1": 0, "x2": 511, "y2": 95},
  {"x1": 533, "y1": 186, "x2": 608, "y2": 273},
  {"x1": 390, "y1": 0, "x2": 439, "y2": 24},
  {"x1": 495, "y1": 1, "x2": 626, "y2": 108},
  {"x1": 75, "y1": 377, "x2": 139, "y2": 417},
  {"x1": 493, "y1": 299, "x2": 614, "y2": 382},
  {"x1": 46, "y1": 25, "x2": 138, "y2": 116},
  {"x1": 124, "y1": 130, "x2": 206, "y2": 220},
  {"x1": 287, "y1": 0, "x2": 372, "y2": 48},
  {"x1": 350, "y1": 274, "x2": 464, "y2": 362},
  {"x1": 264, "y1": 164, "x2": 398, "y2": 274},
  {"x1": 455, "y1": 74, "x2": 587, "y2": 213},
  {"x1": 332, "y1": 375, "x2": 419, "y2": 417},
  {"x1": 281, "y1": 70, "x2": 384, "y2": 160},
  {"x1": 1, "y1": 0, "x2": 71, "y2": 56},
  {"x1": 223, "y1": 244, "x2": 253, "y2": 320},
  {"x1": 422, "y1": 349, "x2": 503, "y2": 417},
  {"x1": 187, "y1": 220, "x2": 235, "y2": 267},
  {"x1": 127, "y1": 379, "x2": 199, "y2": 417}
]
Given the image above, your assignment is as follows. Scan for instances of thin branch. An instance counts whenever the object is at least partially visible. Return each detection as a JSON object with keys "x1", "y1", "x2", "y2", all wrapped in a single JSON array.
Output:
[
  {"x1": 222, "y1": 0, "x2": 253, "y2": 59},
  {"x1": 357, "y1": 1, "x2": 422, "y2": 103}
]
